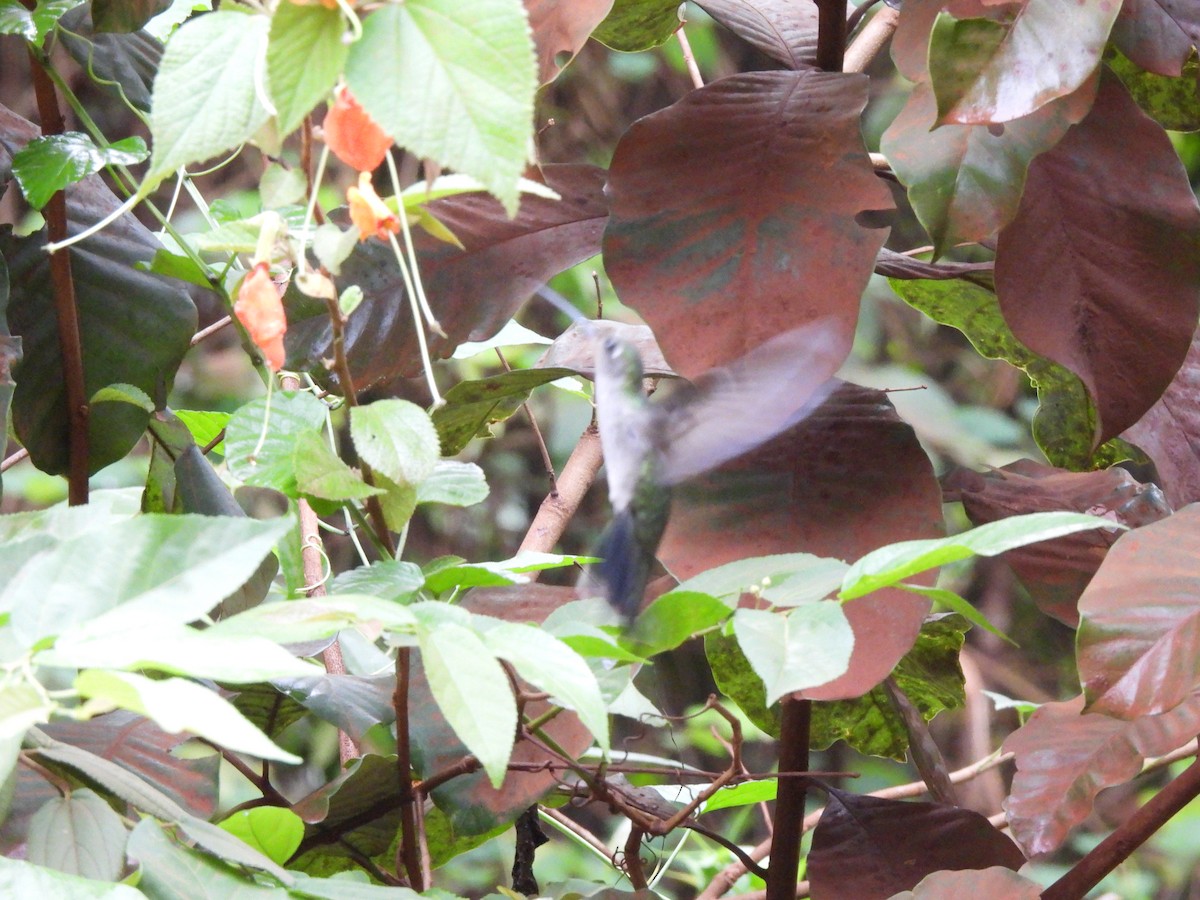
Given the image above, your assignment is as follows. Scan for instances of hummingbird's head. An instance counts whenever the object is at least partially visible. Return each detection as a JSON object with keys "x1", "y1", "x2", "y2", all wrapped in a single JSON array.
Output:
[{"x1": 594, "y1": 333, "x2": 645, "y2": 388}]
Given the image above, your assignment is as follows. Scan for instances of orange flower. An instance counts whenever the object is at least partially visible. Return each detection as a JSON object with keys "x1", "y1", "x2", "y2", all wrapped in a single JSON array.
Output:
[
  {"x1": 235, "y1": 262, "x2": 287, "y2": 371},
  {"x1": 324, "y1": 86, "x2": 393, "y2": 172},
  {"x1": 347, "y1": 171, "x2": 401, "y2": 242}
]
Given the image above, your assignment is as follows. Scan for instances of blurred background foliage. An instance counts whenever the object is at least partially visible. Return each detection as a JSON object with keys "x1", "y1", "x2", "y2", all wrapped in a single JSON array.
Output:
[{"x1": 4, "y1": 4, "x2": 1200, "y2": 896}]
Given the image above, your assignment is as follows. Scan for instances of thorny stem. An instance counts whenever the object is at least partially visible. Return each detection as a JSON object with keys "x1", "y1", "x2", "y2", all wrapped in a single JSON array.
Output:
[
  {"x1": 765, "y1": 699, "x2": 812, "y2": 900},
  {"x1": 26, "y1": 44, "x2": 88, "y2": 505},
  {"x1": 1043, "y1": 753, "x2": 1200, "y2": 900},
  {"x1": 393, "y1": 649, "x2": 427, "y2": 890},
  {"x1": 321, "y1": 292, "x2": 397, "y2": 557}
]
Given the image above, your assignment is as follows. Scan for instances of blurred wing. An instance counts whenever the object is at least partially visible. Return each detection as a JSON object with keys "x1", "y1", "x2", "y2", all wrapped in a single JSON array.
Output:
[{"x1": 657, "y1": 319, "x2": 847, "y2": 485}]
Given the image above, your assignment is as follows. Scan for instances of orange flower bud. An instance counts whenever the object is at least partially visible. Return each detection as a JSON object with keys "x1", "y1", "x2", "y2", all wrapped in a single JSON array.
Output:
[
  {"x1": 347, "y1": 172, "x2": 401, "y2": 242},
  {"x1": 324, "y1": 86, "x2": 393, "y2": 172},
  {"x1": 235, "y1": 262, "x2": 288, "y2": 371}
]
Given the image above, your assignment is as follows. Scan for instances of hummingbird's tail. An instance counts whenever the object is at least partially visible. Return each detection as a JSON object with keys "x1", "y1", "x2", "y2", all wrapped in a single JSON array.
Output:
[{"x1": 582, "y1": 508, "x2": 654, "y2": 622}]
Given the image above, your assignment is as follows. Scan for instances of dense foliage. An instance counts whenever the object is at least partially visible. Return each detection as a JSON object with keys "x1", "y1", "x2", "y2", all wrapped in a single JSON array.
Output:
[{"x1": 2, "y1": 0, "x2": 1200, "y2": 898}]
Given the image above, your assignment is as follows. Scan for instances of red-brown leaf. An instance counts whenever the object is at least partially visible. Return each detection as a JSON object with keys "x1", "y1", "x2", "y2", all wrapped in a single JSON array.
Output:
[
  {"x1": 1112, "y1": 0, "x2": 1199, "y2": 77},
  {"x1": 807, "y1": 788, "x2": 1026, "y2": 899},
  {"x1": 694, "y1": 0, "x2": 818, "y2": 69},
  {"x1": 894, "y1": 867, "x2": 1042, "y2": 898},
  {"x1": 945, "y1": 459, "x2": 1171, "y2": 625},
  {"x1": 1077, "y1": 505, "x2": 1200, "y2": 717},
  {"x1": 659, "y1": 384, "x2": 943, "y2": 700},
  {"x1": 524, "y1": 0, "x2": 614, "y2": 84},
  {"x1": 603, "y1": 70, "x2": 892, "y2": 376},
  {"x1": 1124, "y1": 326, "x2": 1200, "y2": 507},
  {"x1": 1002, "y1": 693, "x2": 1200, "y2": 855},
  {"x1": 994, "y1": 72, "x2": 1200, "y2": 445}
]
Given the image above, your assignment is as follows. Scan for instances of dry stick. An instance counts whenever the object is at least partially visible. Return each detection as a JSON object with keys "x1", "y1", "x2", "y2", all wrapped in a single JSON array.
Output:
[
  {"x1": 393, "y1": 649, "x2": 428, "y2": 890},
  {"x1": 191, "y1": 315, "x2": 232, "y2": 346},
  {"x1": 518, "y1": 424, "x2": 604, "y2": 554},
  {"x1": 0, "y1": 448, "x2": 29, "y2": 472},
  {"x1": 843, "y1": 3, "x2": 900, "y2": 74},
  {"x1": 1043, "y1": 753, "x2": 1200, "y2": 900},
  {"x1": 765, "y1": 698, "x2": 813, "y2": 900},
  {"x1": 675, "y1": 26, "x2": 705, "y2": 89},
  {"x1": 541, "y1": 805, "x2": 612, "y2": 859},
  {"x1": 624, "y1": 827, "x2": 649, "y2": 890},
  {"x1": 322, "y1": 293, "x2": 396, "y2": 557},
  {"x1": 26, "y1": 46, "x2": 88, "y2": 505}
]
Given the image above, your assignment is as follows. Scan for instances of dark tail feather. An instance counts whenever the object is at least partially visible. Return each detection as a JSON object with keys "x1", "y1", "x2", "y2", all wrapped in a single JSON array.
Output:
[{"x1": 586, "y1": 508, "x2": 652, "y2": 622}]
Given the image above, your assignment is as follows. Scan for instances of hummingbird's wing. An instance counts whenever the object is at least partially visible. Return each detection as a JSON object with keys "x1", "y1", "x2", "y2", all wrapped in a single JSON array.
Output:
[{"x1": 656, "y1": 319, "x2": 847, "y2": 486}]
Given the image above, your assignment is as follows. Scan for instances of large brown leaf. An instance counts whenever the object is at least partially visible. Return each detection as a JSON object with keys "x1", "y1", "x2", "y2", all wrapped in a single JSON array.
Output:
[
  {"x1": 893, "y1": 867, "x2": 1042, "y2": 898},
  {"x1": 807, "y1": 788, "x2": 1026, "y2": 899},
  {"x1": 945, "y1": 460, "x2": 1171, "y2": 626},
  {"x1": 603, "y1": 70, "x2": 892, "y2": 376},
  {"x1": 1077, "y1": 505, "x2": 1200, "y2": 718},
  {"x1": 1002, "y1": 693, "x2": 1200, "y2": 855},
  {"x1": 1112, "y1": 0, "x2": 1199, "y2": 77},
  {"x1": 285, "y1": 164, "x2": 608, "y2": 389},
  {"x1": 994, "y1": 72, "x2": 1200, "y2": 446},
  {"x1": 524, "y1": 0, "x2": 614, "y2": 84},
  {"x1": 694, "y1": 0, "x2": 818, "y2": 69},
  {"x1": 659, "y1": 383, "x2": 943, "y2": 701},
  {"x1": 1124, "y1": 327, "x2": 1200, "y2": 507}
]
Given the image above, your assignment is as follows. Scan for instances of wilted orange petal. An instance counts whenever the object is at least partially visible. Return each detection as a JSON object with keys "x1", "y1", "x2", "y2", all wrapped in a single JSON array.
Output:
[
  {"x1": 347, "y1": 172, "x2": 401, "y2": 242},
  {"x1": 235, "y1": 262, "x2": 288, "y2": 371},
  {"x1": 324, "y1": 86, "x2": 393, "y2": 172}
]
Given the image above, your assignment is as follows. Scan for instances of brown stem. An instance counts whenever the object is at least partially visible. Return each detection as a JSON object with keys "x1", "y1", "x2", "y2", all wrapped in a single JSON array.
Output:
[
  {"x1": 815, "y1": 0, "x2": 848, "y2": 72},
  {"x1": 322, "y1": 293, "x2": 396, "y2": 557},
  {"x1": 843, "y1": 3, "x2": 900, "y2": 74},
  {"x1": 27, "y1": 47, "x2": 88, "y2": 504},
  {"x1": 1042, "y1": 755, "x2": 1200, "y2": 900},
  {"x1": 623, "y1": 827, "x2": 648, "y2": 890},
  {"x1": 393, "y1": 648, "x2": 426, "y2": 890},
  {"x1": 766, "y1": 698, "x2": 811, "y2": 900},
  {"x1": 202, "y1": 743, "x2": 290, "y2": 808},
  {"x1": 300, "y1": 116, "x2": 325, "y2": 226},
  {"x1": 518, "y1": 424, "x2": 603, "y2": 555}
]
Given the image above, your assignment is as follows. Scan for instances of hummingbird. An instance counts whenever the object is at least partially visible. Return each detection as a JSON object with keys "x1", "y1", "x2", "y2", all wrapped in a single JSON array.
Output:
[{"x1": 582, "y1": 319, "x2": 845, "y2": 620}]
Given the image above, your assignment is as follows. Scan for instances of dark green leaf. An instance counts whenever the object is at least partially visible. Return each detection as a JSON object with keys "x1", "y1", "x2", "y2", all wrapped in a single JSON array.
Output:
[
  {"x1": 704, "y1": 630, "x2": 779, "y2": 737},
  {"x1": 1107, "y1": 49, "x2": 1200, "y2": 132},
  {"x1": 141, "y1": 249, "x2": 218, "y2": 290},
  {"x1": 0, "y1": 0, "x2": 82, "y2": 46},
  {"x1": 12, "y1": 133, "x2": 147, "y2": 210},
  {"x1": 57, "y1": 5, "x2": 163, "y2": 112},
  {"x1": 91, "y1": 0, "x2": 167, "y2": 32},
  {"x1": 592, "y1": 0, "x2": 678, "y2": 50},
  {"x1": 626, "y1": 590, "x2": 731, "y2": 656},
  {"x1": 431, "y1": 367, "x2": 576, "y2": 455}
]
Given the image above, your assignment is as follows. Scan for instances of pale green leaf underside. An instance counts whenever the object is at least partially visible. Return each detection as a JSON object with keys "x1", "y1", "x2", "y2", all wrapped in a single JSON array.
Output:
[
  {"x1": 344, "y1": 0, "x2": 536, "y2": 214},
  {"x1": 734, "y1": 604, "x2": 854, "y2": 704},
  {"x1": 149, "y1": 11, "x2": 270, "y2": 181}
]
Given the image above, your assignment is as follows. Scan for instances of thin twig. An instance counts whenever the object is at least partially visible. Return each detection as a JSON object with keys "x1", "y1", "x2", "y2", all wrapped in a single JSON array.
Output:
[
  {"x1": 540, "y1": 806, "x2": 612, "y2": 859},
  {"x1": 624, "y1": 827, "x2": 649, "y2": 889},
  {"x1": 496, "y1": 348, "x2": 557, "y2": 494},
  {"x1": 1, "y1": 448, "x2": 29, "y2": 472},
  {"x1": 202, "y1": 743, "x2": 290, "y2": 808},
  {"x1": 393, "y1": 649, "x2": 426, "y2": 890},
  {"x1": 191, "y1": 315, "x2": 232, "y2": 346},
  {"x1": 675, "y1": 27, "x2": 704, "y2": 89},
  {"x1": 27, "y1": 44, "x2": 88, "y2": 505}
]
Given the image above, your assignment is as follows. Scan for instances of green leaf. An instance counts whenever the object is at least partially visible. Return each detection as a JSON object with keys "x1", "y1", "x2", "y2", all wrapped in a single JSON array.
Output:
[
  {"x1": 810, "y1": 614, "x2": 969, "y2": 761},
  {"x1": 431, "y1": 367, "x2": 576, "y2": 456},
  {"x1": 4, "y1": 513, "x2": 291, "y2": 646},
  {"x1": 176, "y1": 815, "x2": 294, "y2": 882},
  {"x1": 1107, "y1": 49, "x2": 1200, "y2": 132},
  {"x1": 127, "y1": 819, "x2": 287, "y2": 898},
  {"x1": 225, "y1": 391, "x2": 328, "y2": 497},
  {"x1": 0, "y1": 856, "x2": 143, "y2": 899},
  {"x1": 288, "y1": 871, "x2": 424, "y2": 898},
  {"x1": 674, "y1": 553, "x2": 848, "y2": 607},
  {"x1": 75, "y1": 669, "x2": 301, "y2": 763},
  {"x1": 218, "y1": 807, "x2": 304, "y2": 866},
  {"x1": 141, "y1": 248, "x2": 219, "y2": 290},
  {"x1": 481, "y1": 621, "x2": 609, "y2": 750},
  {"x1": 418, "y1": 621, "x2": 516, "y2": 787},
  {"x1": 40, "y1": 623, "x2": 321, "y2": 682},
  {"x1": 90, "y1": 381, "x2": 154, "y2": 412},
  {"x1": 0, "y1": 682, "x2": 54, "y2": 783},
  {"x1": 888, "y1": 277, "x2": 1105, "y2": 468},
  {"x1": 422, "y1": 551, "x2": 592, "y2": 594},
  {"x1": 293, "y1": 431, "x2": 384, "y2": 502},
  {"x1": 928, "y1": 2, "x2": 1119, "y2": 124},
  {"x1": 840, "y1": 512, "x2": 1120, "y2": 601},
  {"x1": 329, "y1": 560, "x2": 425, "y2": 602},
  {"x1": 349, "y1": 398, "x2": 439, "y2": 488},
  {"x1": 416, "y1": 460, "x2": 489, "y2": 507},
  {"x1": 173, "y1": 409, "x2": 230, "y2": 454},
  {"x1": 12, "y1": 133, "x2": 148, "y2": 210},
  {"x1": 259, "y1": 163, "x2": 307, "y2": 209},
  {"x1": 147, "y1": 10, "x2": 271, "y2": 182},
  {"x1": 627, "y1": 590, "x2": 731, "y2": 656},
  {"x1": 592, "y1": 0, "x2": 679, "y2": 51},
  {"x1": 91, "y1": 0, "x2": 164, "y2": 32},
  {"x1": 733, "y1": 604, "x2": 854, "y2": 705},
  {"x1": 344, "y1": 0, "x2": 536, "y2": 214},
  {"x1": 373, "y1": 472, "x2": 418, "y2": 532},
  {"x1": 27, "y1": 789, "x2": 128, "y2": 881},
  {"x1": 266, "y1": 1, "x2": 348, "y2": 136},
  {"x1": 207, "y1": 595, "x2": 417, "y2": 644},
  {"x1": 898, "y1": 584, "x2": 1015, "y2": 645},
  {"x1": 0, "y1": 0, "x2": 83, "y2": 46},
  {"x1": 701, "y1": 779, "x2": 777, "y2": 814}
]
